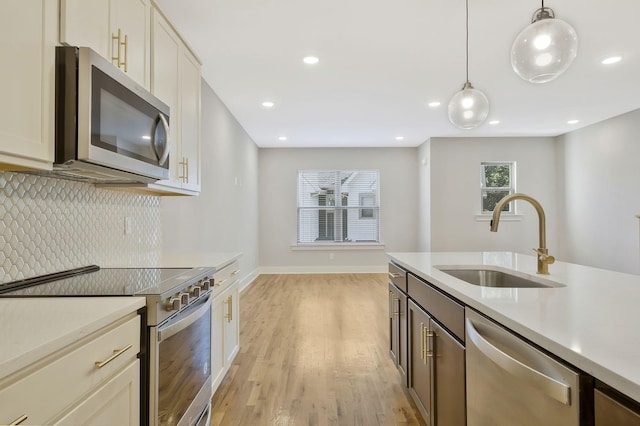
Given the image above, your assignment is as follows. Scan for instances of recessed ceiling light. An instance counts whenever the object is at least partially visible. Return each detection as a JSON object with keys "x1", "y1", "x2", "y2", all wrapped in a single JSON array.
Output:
[
  {"x1": 303, "y1": 56, "x2": 319, "y2": 65},
  {"x1": 489, "y1": 120, "x2": 500, "y2": 125},
  {"x1": 601, "y1": 56, "x2": 622, "y2": 65},
  {"x1": 262, "y1": 101, "x2": 275, "y2": 108},
  {"x1": 428, "y1": 101, "x2": 441, "y2": 108},
  {"x1": 278, "y1": 136, "x2": 287, "y2": 141},
  {"x1": 567, "y1": 119, "x2": 579, "y2": 124},
  {"x1": 395, "y1": 136, "x2": 405, "y2": 141}
]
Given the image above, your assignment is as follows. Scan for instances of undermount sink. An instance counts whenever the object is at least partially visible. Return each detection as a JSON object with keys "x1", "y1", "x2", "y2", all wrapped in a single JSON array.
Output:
[{"x1": 435, "y1": 266, "x2": 565, "y2": 289}]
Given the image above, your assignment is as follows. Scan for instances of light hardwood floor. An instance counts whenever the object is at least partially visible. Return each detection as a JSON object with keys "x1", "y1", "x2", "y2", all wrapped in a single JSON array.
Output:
[{"x1": 211, "y1": 273, "x2": 425, "y2": 426}]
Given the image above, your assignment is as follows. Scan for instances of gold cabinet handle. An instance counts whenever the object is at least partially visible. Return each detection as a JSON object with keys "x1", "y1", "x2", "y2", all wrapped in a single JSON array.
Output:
[
  {"x1": 224, "y1": 295, "x2": 233, "y2": 322},
  {"x1": 426, "y1": 329, "x2": 434, "y2": 359},
  {"x1": 123, "y1": 33, "x2": 128, "y2": 72},
  {"x1": 8, "y1": 415, "x2": 28, "y2": 426},
  {"x1": 391, "y1": 295, "x2": 399, "y2": 316},
  {"x1": 388, "y1": 272, "x2": 401, "y2": 279},
  {"x1": 95, "y1": 344, "x2": 133, "y2": 369},
  {"x1": 217, "y1": 278, "x2": 227, "y2": 287},
  {"x1": 179, "y1": 157, "x2": 188, "y2": 183},
  {"x1": 111, "y1": 28, "x2": 127, "y2": 70},
  {"x1": 231, "y1": 270, "x2": 240, "y2": 276}
]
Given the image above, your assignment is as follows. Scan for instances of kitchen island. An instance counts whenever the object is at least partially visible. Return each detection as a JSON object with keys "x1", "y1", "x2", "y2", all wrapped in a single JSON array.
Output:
[{"x1": 388, "y1": 251, "x2": 640, "y2": 406}]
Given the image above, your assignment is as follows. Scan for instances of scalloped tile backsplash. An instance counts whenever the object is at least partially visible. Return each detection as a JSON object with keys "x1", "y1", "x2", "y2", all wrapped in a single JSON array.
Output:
[{"x1": 0, "y1": 172, "x2": 161, "y2": 284}]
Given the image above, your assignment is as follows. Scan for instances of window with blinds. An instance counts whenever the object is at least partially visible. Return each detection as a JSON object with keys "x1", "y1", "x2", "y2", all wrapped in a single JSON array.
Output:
[{"x1": 297, "y1": 170, "x2": 380, "y2": 244}]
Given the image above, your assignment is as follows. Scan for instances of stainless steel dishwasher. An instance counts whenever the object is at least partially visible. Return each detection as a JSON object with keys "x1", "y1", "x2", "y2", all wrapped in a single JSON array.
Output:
[{"x1": 465, "y1": 308, "x2": 591, "y2": 426}]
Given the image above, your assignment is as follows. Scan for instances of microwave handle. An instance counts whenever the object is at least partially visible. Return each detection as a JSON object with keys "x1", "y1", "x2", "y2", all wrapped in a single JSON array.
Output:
[{"x1": 155, "y1": 113, "x2": 170, "y2": 166}]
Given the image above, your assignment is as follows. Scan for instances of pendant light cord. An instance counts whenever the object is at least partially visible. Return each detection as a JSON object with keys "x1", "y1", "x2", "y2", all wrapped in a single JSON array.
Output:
[{"x1": 465, "y1": 0, "x2": 469, "y2": 83}]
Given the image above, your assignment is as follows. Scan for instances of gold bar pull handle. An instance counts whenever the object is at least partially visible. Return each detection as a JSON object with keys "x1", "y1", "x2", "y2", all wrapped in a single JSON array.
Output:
[
  {"x1": 426, "y1": 330, "x2": 434, "y2": 358},
  {"x1": 225, "y1": 295, "x2": 233, "y2": 322},
  {"x1": 95, "y1": 344, "x2": 133, "y2": 369},
  {"x1": 8, "y1": 415, "x2": 28, "y2": 426},
  {"x1": 178, "y1": 158, "x2": 186, "y2": 182},
  {"x1": 111, "y1": 29, "x2": 127, "y2": 70},
  {"x1": 231, "y1": 269, "x2": 240, "y2": 276},
  {"x1": 111, "y1": 28, "x2": 122, "y2": 66},
  {"x1": 123, "y1": 33, "x2": 128, "y2": 72}
]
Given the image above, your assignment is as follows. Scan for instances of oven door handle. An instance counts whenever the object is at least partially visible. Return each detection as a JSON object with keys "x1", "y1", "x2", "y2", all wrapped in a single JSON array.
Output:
[{"x1": 158, "y1": 294, "x2": 211, "y2": 343}]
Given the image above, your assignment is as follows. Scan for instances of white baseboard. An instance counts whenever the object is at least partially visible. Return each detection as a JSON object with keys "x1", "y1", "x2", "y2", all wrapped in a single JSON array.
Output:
[{"x1": 258, "y1": 265, "x2": 387, "y2": 274}]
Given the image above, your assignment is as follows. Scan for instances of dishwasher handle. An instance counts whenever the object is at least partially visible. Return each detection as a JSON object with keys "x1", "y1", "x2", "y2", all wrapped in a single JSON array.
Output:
[{"x1": 465, "y1": 317, "x2": 571, "y2": 406}]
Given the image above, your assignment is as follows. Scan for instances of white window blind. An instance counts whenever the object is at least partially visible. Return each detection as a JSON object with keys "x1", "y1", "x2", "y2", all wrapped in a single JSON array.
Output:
[{"x1": 297, "y1": 170, "x2": 380, "y2": 243}]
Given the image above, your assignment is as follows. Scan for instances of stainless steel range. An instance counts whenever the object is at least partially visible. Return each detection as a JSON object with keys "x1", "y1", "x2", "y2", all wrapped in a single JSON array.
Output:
[{"x1": 0, "y1": 265, "x2": 215, "y2": 426}]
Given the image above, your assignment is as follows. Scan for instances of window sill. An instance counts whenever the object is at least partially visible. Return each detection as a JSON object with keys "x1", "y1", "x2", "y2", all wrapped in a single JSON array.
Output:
[
  {"x1": 291, "y1": 242, "x2": 386, "y2": 251},
  {"x1": 475, "y1": 214, "x2": 523, "y2": 222}
]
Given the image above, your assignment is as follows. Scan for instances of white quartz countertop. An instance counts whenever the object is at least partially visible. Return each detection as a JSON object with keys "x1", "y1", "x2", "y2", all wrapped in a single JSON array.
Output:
[
  {"x1": 0, "y1": 297, "x2": 145, "y2": 380},
  {"x1": 158, "y1": 252, "x2": 241, "y2": 270},
  {"x1": 387, "y1": 251, "x2": 640, "y2": 403}
]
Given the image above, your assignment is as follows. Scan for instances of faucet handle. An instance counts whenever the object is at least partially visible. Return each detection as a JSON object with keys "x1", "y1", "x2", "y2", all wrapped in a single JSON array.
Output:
[{"x1": 533, "y1": 248, "x2": 555, "y2": 264}]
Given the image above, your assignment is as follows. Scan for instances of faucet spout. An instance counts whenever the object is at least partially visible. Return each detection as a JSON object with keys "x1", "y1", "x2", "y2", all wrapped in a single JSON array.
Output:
[{"x1": 490, "y1": 193, "x2": 554, "y2": 274}]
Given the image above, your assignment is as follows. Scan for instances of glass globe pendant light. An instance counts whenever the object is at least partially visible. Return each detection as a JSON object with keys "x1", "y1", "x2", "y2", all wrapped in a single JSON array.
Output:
[
  {"x1": 448, "y1": 0, "x2": 489, "y2": 129},
  {"x1": 511, "y1": 1, "x2": 578, "y2": 83}
]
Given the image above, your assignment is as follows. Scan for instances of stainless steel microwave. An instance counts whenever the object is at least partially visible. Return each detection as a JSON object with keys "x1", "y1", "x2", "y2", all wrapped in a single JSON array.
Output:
[{"x1": 54, "y1": 46, "x2": 170, "y2": 184}]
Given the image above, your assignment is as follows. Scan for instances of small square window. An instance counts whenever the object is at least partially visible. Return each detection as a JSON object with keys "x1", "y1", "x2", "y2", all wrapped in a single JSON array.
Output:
[{"x1": 480, "y1": 162, "x2": 515, "y2": 214}]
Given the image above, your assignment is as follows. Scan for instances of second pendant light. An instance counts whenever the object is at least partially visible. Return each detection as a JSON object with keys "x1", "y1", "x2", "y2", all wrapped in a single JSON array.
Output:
[{"x1": 448, "y1": 0, "x2": 489, "y2": 130}]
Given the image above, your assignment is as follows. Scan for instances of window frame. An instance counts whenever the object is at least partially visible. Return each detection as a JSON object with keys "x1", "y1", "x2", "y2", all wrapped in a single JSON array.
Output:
[
  {"x1": 296, "y1": 170, "x2": 381, "y2": 245},
  {"x1": 480, "y1": 161, "x2": 516, "y2": 215}
]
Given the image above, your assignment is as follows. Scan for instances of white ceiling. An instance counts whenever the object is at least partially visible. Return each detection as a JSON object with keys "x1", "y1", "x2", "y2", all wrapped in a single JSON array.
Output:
[{"x1": 155, "y1": 0, "x2": 640, "y2": 148}]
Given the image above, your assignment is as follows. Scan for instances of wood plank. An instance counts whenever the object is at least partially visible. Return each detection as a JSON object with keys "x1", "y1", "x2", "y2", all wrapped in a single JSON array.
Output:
[{"x1": 211, "y1": 273, "x2": 426, "y2": 425}]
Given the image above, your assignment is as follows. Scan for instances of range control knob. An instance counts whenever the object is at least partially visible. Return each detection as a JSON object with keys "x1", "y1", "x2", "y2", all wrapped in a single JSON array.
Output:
[
  {"x1": 190, "y1": 285, "x2": 201, "y2": 298},
  {"x1": 165, "y1": 297, "x2": 181, "y2": 312},
  {"x1": 179, "y1": 292, "x2": 189, "y2": 305},
  {"x1": 200, "y1": 279, "x2": 211, "y2": 291}
]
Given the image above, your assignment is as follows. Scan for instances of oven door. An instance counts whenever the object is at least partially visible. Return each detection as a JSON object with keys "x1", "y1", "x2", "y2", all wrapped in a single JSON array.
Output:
[{"x1": 150, "y1": 294, "x2": 212, "y2": 426}]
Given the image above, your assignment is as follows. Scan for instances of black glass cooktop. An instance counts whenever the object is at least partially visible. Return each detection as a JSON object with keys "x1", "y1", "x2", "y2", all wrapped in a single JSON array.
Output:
[{"x1": 0, "y1": 265, "x2": 209, "y2": 297}]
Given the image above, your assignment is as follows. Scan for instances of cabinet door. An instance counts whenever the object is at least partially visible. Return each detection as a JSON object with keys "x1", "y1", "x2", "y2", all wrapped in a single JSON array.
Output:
[
  {"x1": 595, "y1": 389, "x2": 640, "y2": 426},
  {"x1": 53, "y1": 360, "x2": 140, "y2": 426},
  {"x1": 432, "y1": 320, "x2": 465, "y2": 426},
  {"x1": 389, "y1": 283, "x2": 399, "y2": 366},
  {"x1": 211, "y1": 293, "x2": 226, "y2": 392},
  {"x1": 179, "y1": 48, "x2": 201, "y2": 192},
  {"x1": 408, "y1": 300, "x2": 434, "y2": 425},
  {"x1": 223, "y1": 283, "x2": 240, "y2": 366},
  {"x1": 59, "y1": 0, "x2": 110, "y2": 58},
  {"x1": 111, "y1": 0, "x2": 151, "y2": 88},
  {"x1": 151, "y1": 9, "x2": 182, "y2": 189},
  {"x1": 0, "y1": 0, "x2": 56, "y2": 170}
]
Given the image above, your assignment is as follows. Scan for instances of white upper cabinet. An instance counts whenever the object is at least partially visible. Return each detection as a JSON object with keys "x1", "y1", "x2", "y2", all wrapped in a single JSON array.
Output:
[
  {"x1": 60, "y1": 0, "x2": 151, "y2": 89},
  {"x1": 148, "y1": 8, "x2": 201, "y2": 195},
  {"x1": 0, "y1": 0, "x2": 57, "y2": 170}
]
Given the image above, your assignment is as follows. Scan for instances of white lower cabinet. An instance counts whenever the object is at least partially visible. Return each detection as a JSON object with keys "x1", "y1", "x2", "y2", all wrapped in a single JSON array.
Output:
[
  {"x1": 0, "y1": 314, "x2": 141, "y2": 426},
  {"x1": 53, "y1": 360, "x2": 140, "y2": 426},
  {"x1": 211, "y1": 260, "x2": 241, "y2": 393}
]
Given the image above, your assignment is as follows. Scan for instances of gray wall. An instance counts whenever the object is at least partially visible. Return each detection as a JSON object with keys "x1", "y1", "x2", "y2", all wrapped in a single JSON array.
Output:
[
  {"x1": 426, "y1": 136, "x2": 558, "y2": 254},
  {"x1": 258, "y1": 147, "x2": 419, "y2": 272},
  {"x1": 161, "y1": 80, "x2": 260, "y2": 284},
  {"x1": 556, "y1": 108, "x2": 640, "y2": 274}
]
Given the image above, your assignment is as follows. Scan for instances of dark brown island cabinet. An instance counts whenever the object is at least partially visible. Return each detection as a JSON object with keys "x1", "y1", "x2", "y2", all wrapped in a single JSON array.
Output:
[{"x1": 388, "y1": 263, "x2": 465, "y2": 426}]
